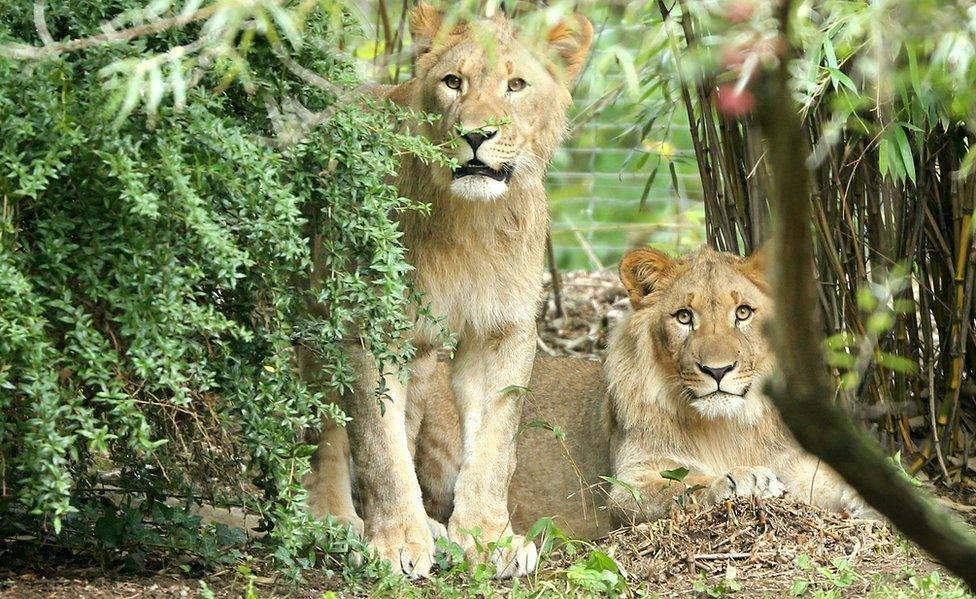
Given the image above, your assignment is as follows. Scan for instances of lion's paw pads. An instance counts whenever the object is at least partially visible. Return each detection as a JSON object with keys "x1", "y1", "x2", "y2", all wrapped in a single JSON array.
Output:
[{"x1": 398, "y1": 542, "x2": 435, "y2": 579}]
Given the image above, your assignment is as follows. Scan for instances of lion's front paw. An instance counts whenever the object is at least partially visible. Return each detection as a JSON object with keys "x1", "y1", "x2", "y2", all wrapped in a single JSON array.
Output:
[
  {"x1": 368, "y1": 518, "x2": 436, "y2": 579},
  {"x1": 333, "y1": 513, "x2": 365, "y2": 538},
  {"x1": 709, "y1": 466, "x2": 786, "y2": 501},
  {"x1": 448, "y1": 523, "x2": 538, "y2": 579},
  {"x1": 490, "y1": 533, "x2": 538, "y2": 579},
  {"x1": 843, "y1": 491, "x2": 883, "y2": 521}
]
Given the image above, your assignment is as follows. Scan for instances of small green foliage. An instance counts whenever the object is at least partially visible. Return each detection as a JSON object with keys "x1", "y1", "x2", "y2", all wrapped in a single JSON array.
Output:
[
  {"x1": 789, "y1": 579, "x2": 811, "y2": 597},
  {"x1": 660, "y1": 467, "x2": 690, "y2": 482},
  {"x1": 889, "y1": 451, "x2": 923, "y2": 487},
  {"x1": 198, "y1": 581, "x2": 217, "y2": 599},
  {"x1": 693, "y1": 574, "x2": 743, "y2": 597},
  {"x1": 565, "y1": 549, "x2": 627, "y2": 595},
  {"x1": 0, "y1": 0, "x2": 438, "y2": 577},
  {"x1": 521, "y1": 419, "x2": 566, "y2": 441},
  {"x1": 789, "y1": 555, "x2": 862, "y2": 597},
  {"x1": 659, "y1": 466, "x2": 703, "y2": 508},
  {"x1": 898, "y1": 569, "x2": 973, "y2": 599},
  {"x1": 601, "y1": 475, "x2": 643, "y2": 504},
  {"x1": 244, "y1": 575, "x2": 260, "y2": 599},
  {"x1": 822, "y1": 267, "x2": 916, "y2": 393},
  {"x1": 525, "y1": 516, "x2": 575, "y2": 556},
  {"x1": 435, "y1": 536, "x2": 468, "y2": 574},
  {"x1": 818, "y1": 559, "x2": 857, "y2": 589}
]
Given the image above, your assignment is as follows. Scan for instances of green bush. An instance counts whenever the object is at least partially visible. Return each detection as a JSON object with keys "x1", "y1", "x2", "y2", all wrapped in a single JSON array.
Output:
[{"x1": 0, "y1": 0, "x2": 430, "y2": 572}]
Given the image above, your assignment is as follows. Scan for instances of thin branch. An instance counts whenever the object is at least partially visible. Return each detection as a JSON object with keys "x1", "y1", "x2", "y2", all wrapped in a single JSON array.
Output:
[
  {"x1": 33, "y1": 1, "x2": 54, "y2": 47},
  {"x1": 2, "y1": 4, "x2": 217, "y2": 59},
  {"x1": 546, "y1": 232, "x2": 565, "y2": 318}
]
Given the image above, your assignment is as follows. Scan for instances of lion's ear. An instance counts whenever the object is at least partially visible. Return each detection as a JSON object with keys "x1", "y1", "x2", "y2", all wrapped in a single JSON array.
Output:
[
  {"x1": 619, "y1": 247, "x2": 672, "y2": 309},
  {"x1": 410, "y1": 2, "x2": 446, "y2": 54},
  {"x1": 740, "y1": 242, "x2": 770, "y2": 292},
  {"x1": 547, "y1": 14, "x2": 594, "y2": 83}
]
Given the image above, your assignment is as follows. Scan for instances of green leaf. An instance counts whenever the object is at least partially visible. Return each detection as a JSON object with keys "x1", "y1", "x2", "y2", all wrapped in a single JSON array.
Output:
[
  {"x1": 796, "y1": 554, "x2": 812, "y2": 571},
  {"x1": 892, "y1": 124, "x2": 917, "y2": 184},
  {"x1": 600, "y1": 475, "x2": 643, "y2": 503},
  {"x1": 789, "y1": 579, "x2": 810, "y2": 596},
  {"x1": 660, "y1": 467, "x2": 690, "y2": 482},
  {"x1": 825, "y1": 350, "x2": 856, "y2": 370},
  {"x1": 866, "y1": 312, "x2": 895, "y2": 334},
  {"x1": 878, "y1": 137, "x2": 891, "y2": 179},
  {"x1": 856, "y1": 288, "x2": 878, "y2": 311},
  {"x1": 612, "y1": 46, "x2": 640, "y2": 98},
  {"x1": 520, "y1": 419, "x2": 566, "y2": 441},
  {"x1": 877, "y1": 352, "x2": 917, "y2": 374}
]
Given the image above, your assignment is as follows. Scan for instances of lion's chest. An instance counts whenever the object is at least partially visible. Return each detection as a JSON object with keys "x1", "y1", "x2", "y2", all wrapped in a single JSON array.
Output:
[
  {"x1": 408, "y1": 237, "x2": 545, "y2": 343},
  {"x1": 395, "y1": 177, "x2": 549, "y2": 344},
  {"x1": 679, "y1": 418, "x2": 784, "y2": 475}
]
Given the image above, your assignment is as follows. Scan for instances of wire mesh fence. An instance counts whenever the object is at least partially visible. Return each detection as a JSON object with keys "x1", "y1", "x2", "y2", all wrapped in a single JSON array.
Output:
[{"x1": 546, "y1": 10, "x2": 708, "y2": 269}]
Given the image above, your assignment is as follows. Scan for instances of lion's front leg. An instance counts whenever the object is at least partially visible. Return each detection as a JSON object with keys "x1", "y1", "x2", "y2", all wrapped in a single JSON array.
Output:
[
  {"x1": 608, "y1": 461, "x2": 786, "y2": 525},
  {"x1": 448, "y1": 324, "x2": 537, "y2": 579},
  {"x1": 608, "y1": 440, "x2": 785, "y2": 525},
  {"x1": 304, "y1": 420, "x2": 364, "y2": 536},
  {"x1": 777, "y1": 455, "x2": 879, "y2": 519},
  {"x1": 343, "y1": 344, "x2": 435, "y2": 579},
  {"x1": 608, "y1": 465, "x2": 718, "y2": 525},
  {"x1": 296, "y1": 342, "x2": 365, "y2": 536}
]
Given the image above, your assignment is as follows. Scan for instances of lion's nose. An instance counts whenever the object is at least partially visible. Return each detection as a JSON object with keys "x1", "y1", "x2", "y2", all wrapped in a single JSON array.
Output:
[
  {"x1": 462, "y1": 128, "x2": 497, "y2": 153},
  {"x1": 697, "y1": 362, "x2": 737, "y2": 384}
]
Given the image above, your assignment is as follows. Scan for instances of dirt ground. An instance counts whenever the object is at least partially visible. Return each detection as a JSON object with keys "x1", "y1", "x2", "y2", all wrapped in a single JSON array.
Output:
[
  {"x1": 2, "y1": 493, "x2": 973, "y2": 598},
  {"x1": 2, "y1": 272, "x2": 975, "y2": 598}
]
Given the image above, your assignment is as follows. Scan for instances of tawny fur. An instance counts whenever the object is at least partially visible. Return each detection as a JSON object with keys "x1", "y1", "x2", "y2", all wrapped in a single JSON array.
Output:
[
  {"x1": 605, "y1": 246, "x2": 872, "y2": 524},
  {"x1": 301, "y1": 3, "x2": 593, "y2": 579},
  {"x1": 415, "y1": 246, "x2": 872, "y2": 536},
  {"x1": 411, "y1": 355, "x2": 615, "y2": 540},
  {"x1": 311, "y1": 248, "x2": 873, "y2": 548}
]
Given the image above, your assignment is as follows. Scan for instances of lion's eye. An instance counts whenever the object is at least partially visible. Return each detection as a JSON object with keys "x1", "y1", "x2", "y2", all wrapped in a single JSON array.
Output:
[
  {"x1": 507, "y1": 78, "x2": 527, "y2": 92},
  {"x1": 735, "y1": 305, "x2": 754, "y2": 322},
  {"x1": 674, "y1": 309, "x2": 694, "y2": 326},
  {"x1": 443, "y1": 74, "x2": 462, "y2": 90}
]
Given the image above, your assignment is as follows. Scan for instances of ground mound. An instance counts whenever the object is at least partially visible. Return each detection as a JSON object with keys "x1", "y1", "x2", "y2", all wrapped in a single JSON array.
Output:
[{"x1": 594, "y1": 497, "x2": 908, "y2": 596}]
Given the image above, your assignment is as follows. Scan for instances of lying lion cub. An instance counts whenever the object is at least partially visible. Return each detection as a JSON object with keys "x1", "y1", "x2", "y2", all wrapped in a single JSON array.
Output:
[
  {"x1": 605, "y1": 245, "x2": 871, "y2": 524},
  {"x1": 413, "y1": 245, "x2": 872, "y2": 537},
  {"x1": 317, "y1": 246, "x2": 871, "y2": 545}
]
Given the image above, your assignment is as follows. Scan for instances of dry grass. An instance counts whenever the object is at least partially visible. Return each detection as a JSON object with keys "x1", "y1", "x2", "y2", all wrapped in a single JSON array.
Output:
[{"x1": 593, "y1": 497, "x2": 909, "y2": 596}]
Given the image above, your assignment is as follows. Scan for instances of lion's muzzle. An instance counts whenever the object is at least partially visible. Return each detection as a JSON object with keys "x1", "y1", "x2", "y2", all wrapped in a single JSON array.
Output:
[{"x1": 452, "y1": 159, "x2": 514, "y2": 183}]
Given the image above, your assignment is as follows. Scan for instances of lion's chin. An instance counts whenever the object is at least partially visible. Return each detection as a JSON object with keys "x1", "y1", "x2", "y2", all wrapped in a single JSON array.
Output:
[
  {"x1": 689, "y1": 391, "x2": 750, "y2": 421},
  {"x1": 450, "y1": 176, "x2": 510, "y2": 201}
]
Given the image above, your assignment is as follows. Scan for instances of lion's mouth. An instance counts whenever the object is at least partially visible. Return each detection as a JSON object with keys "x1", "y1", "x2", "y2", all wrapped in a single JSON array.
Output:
[
  {"x1": 690, "y1": 383, "x2": 751, "y2": 400},
  {"x1": 452, "y1": 159, "x2": 514, "y2": 183}
]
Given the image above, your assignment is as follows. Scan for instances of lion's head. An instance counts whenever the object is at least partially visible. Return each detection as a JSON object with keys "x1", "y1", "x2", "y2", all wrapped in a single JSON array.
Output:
[
  {"x1": 609, "y1": 246, "x2": 773, "y2": 424},
  {"x1": 403, "y1": 3, "x2": 592, "y2": 201}
]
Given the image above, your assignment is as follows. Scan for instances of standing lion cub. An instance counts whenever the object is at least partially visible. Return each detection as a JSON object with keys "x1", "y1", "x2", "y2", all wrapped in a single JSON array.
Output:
[{"x1": 302, "y1": 3, "x2": 593, "y2": 580}]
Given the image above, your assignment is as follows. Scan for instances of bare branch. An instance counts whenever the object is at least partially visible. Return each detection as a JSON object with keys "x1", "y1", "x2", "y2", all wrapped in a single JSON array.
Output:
[
  {"x1": 2, "y1": 4, "x2": 217, "y2": 59},
  {"x1": 33, "y1": 1, "x2": 54, "y2": 47}
]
